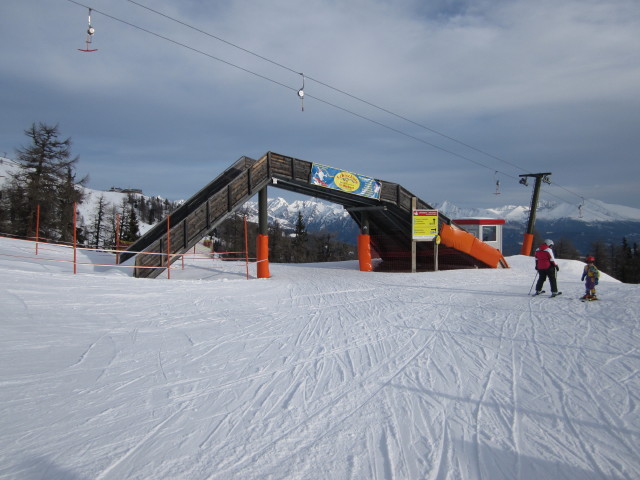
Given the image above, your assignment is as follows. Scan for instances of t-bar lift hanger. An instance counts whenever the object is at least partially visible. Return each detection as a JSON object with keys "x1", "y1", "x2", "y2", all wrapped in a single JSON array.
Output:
[
  {"x1": 297, "y1": 73, "x2": 305, "y2": 111},
  {"x1": 78, "y1": 8, "x2": 98, "y2": 52}
]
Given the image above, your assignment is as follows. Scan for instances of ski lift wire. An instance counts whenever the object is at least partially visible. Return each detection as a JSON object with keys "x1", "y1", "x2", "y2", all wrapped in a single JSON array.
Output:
[
  {"x1": 124, "y1": 0, "x2": 531, "y2": 174},
  {"x1": 65, "y1": 0, "x2": 294, "y2": 91},
  {"x1": 63, "y1": 0, "x2": 510, "y2": 175},
  {"x1": 65, "y1": 0, "x2": 604, "y2": 214},
  {"x1": 123, "y1": 0, "x2": 606, "y2": 210}
]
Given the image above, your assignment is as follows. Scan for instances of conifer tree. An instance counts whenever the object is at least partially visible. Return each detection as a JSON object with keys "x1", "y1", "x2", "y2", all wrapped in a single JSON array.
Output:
[
  {"x1": 614, "y1": 237, "x2": 640, "y2": 283},
  {"x1": 292, "y1": 211, "x2": 308, "y2": 262},
  {"x1": 122, "y1": 206, "x2": 141, "y2": 243},
  {"x1": 104, "y1": 204, "x2": 120, "y2": 248},
  {"x1": 555, "y1": 237, "x2": 580, "y2": 260},
  {"x1": 90, "y1": 195, "x2": 108, "y2": 247},
  {"x1": 57, "y1": 166, "x2": 85, "y2": 242},
  {"x1": 268, "y1": 220, "x2": 285, "y2": 262},
  {"x1": 590, "y1": 240, "x2": 611, "y2": 274},
  {"x1": 9, "y1": 123, "x2": 86, "y2": 240}
]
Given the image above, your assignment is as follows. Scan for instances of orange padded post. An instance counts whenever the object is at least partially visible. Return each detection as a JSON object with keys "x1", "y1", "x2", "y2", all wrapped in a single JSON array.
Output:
[
  {"x1": 521, "y1": 232, "x2": 534, "y2": 256},
  {"x1": 358, "y1": 234, "x2": 372, "y2": 271},
  {"x1": 257, "y1": 234, "x2": 270, "y2": 278}
]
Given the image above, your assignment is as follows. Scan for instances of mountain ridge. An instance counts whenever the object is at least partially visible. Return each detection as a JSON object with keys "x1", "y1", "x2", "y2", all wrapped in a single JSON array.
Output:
[
  {"x1": 2, "y1": 157, "x2": 638, "y2": 253},
  {"x1": 433, "y1": 199, "x2": 640, "y2": 223},
  {"x1": 240, "y1": 196, "x2": 640, "y2": 255}
]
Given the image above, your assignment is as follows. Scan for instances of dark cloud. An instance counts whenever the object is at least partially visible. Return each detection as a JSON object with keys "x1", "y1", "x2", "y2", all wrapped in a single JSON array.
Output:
[{"x1": 1, "y1": 0, "x2": 638, "y2": 209}]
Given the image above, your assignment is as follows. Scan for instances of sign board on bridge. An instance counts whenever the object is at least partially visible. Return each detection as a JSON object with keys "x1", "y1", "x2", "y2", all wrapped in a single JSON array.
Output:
[{"x1": 310, "y1": 164, "x2": 381, "y2": 199}]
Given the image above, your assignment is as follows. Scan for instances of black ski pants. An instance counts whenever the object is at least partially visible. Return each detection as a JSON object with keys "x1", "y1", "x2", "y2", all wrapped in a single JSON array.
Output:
[{"x1": 535, "y1": 267, "x2": 558, "y2": 293}]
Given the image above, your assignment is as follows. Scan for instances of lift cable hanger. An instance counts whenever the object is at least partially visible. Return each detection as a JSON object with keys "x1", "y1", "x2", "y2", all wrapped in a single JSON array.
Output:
[
  {"x1": 78, "y1": 8, "x2": 98, "y2": 52},
  {"x1": 297, "y1": 73, "x2": 305, "y2": 111},
  {"x1": 579, "y1": 197, "x2": 584, "y2": 218}
]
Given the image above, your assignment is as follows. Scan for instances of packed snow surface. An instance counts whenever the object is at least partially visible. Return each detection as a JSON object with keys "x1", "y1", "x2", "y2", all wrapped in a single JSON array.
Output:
[{"x1": 1, "y1": 236, "x2": 639, "y2": 480}]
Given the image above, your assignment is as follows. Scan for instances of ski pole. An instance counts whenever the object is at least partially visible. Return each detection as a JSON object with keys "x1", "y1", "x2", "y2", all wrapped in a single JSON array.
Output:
[{"x1": 528, "y1": 271, "x2": 539, "y2": 295}]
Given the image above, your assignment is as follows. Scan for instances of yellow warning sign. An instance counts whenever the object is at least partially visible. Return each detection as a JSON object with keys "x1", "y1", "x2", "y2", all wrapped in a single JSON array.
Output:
[{"x1": 412, "y1": 210, "x2": 439, "y2": 241}]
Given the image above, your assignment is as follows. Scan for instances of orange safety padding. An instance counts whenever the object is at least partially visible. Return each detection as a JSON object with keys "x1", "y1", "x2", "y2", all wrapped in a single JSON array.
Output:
[
  {"x1": 521, "y1": 232, "x2": 534, "y2": 256},
  {"x1": 440, "y1": 223, "x2": 508, "y2": 268},
  {"x1": 439, "y1": 224, "x2": 474, "y2": 254},
  {"x1": 469, "y1": 238, "x2": 505, "y2": 269},
  {"x1": 256, "y1": 234, "x2": 270, "y2": 278},
  {"x1": 358, "y1": 234, "x2": 373, "y2": 272}
]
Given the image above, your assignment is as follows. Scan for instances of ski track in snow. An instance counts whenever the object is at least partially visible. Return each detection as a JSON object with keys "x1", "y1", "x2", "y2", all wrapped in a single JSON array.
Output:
[{"x1": 0, "y1": 237, "x2": 639, "y2": 479}]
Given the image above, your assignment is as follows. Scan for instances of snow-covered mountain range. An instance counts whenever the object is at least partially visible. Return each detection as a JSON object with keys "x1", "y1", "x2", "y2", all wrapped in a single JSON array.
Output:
[
  {"x1": 240, "y1": 196, "x2": 640, "y2": 231},
  {"x1": 433, "y1": 199, "x2": 640, "y2": 223},
  {"x1": 240, "y1": 197, "x2": 358, "y2": 242},
  {"x1": 2, "y1": 156, "x2": 639, "y2": 253},
  {"x1": 240, "y1": 196, "x2": 640, "y2": 254},
  {"x1": 433, "y1": 199, "x2": 640, "y2": 255}
]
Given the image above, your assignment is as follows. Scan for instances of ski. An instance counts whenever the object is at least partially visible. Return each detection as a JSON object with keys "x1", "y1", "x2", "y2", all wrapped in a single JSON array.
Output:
[
  {"x1": 550, "y1": 292, "x2": 562, "y2": 298},
  {"x1": 531, "y1": 290, "x2": 546, "y2": 296}
]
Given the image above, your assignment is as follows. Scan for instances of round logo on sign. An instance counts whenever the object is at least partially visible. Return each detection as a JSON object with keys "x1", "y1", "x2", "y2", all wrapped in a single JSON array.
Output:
[{"x1": 334, "y1": 172, "x2": 360, "y2": 192}]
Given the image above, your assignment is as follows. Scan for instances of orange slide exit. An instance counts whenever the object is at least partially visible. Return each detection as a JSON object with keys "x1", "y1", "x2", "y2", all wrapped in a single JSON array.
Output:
[{"x1": 439, "y1": 224, "x2": 509, "y2": 268}]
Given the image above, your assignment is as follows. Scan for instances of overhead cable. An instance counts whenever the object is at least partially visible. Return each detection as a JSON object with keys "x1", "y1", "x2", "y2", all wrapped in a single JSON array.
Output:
[
  {"x1": 65, "y1": 0, "x2": 603, "y2": 216},
  {"x1": 123, "y1": 0, "x2": 606, "y2": 214}
]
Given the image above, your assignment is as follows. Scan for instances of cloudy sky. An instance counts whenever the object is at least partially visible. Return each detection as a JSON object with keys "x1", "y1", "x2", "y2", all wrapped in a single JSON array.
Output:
[{"x1": 1, "y1": 0, "x2": 639, "y2": 212}]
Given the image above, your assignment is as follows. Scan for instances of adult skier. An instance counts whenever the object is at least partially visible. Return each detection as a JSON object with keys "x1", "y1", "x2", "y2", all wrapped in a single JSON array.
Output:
[{"x1": 533, "y1": 239, "x2": 561, "y2": 297}]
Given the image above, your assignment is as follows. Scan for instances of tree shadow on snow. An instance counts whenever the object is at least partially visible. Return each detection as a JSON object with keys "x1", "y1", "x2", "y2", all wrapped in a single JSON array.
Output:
[
  {"x1": 454, "y1": 438, "x2": 628, "y2": 480},
  {"x1": 13, "y1": 456, "x2": 87, "y2": 480}
]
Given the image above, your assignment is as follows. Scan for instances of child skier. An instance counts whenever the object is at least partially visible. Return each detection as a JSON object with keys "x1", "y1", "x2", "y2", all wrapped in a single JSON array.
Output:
[{"x1": 581, "y1": 256, "x2": 600, "y2": 300}]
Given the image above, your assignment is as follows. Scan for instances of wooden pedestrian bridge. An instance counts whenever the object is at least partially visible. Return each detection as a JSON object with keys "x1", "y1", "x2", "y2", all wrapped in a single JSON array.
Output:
[{"x1": 119, "y1": 152, "x2": 508, "y2": 278}]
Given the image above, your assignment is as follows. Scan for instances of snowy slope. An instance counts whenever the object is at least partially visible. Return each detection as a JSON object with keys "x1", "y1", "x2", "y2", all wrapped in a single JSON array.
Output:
[{"x1": 1, "y1": 236, "x2": 639, "y2": 480}]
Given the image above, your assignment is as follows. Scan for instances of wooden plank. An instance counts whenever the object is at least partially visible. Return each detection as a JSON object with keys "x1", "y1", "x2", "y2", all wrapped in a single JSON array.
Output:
[
  {"x1": 169, "y1": 221, "x2": 185, "y2": 253},
  {"x1": 209, "y1": 190, "x2": 228, "y2": 220},
  {"x1": 229, "y1": 170, "x2": 250, "y2": 206},
  {"x1": 250, "y1": 156, "x2": 269, "y2": 190},
  {"x1": 186, "y1": 204, "x2": 208, "y2": 244},
  {"x1": 398, "y1": 187, "x2": 412, "y2": 211},
  {"x1": 379, "y1": 181, "x2": 399, "y2": 204},
  {"x1": 269, "y1": 153, "x2": 294, "y2": 178},
  {"x1": 292, "y1": 158, "x2": 312, "y2": 182}
]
